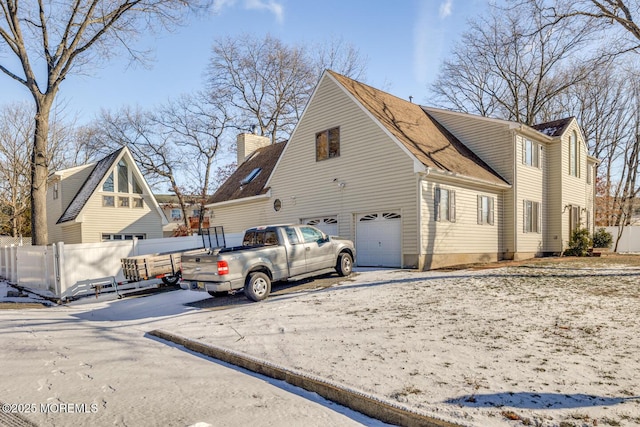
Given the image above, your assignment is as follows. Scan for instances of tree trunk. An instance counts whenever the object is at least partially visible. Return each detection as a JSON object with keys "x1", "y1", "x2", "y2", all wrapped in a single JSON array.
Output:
[{"x1": 31, "y1": 98, "x2": 53, "y2": 246}]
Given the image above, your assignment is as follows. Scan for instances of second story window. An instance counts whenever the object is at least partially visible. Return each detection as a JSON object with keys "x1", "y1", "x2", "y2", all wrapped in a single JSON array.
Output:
[
  {"x1": 316, "y1": 127, "x2": 340, "y2": 161},
  {"x1": 523, "y1": 139, "x2": 540, "y2": 168},
  {"x1": 569, "y1": 131, "x2": 579, "y2": 177},
  {"x1": 118, "y1": 160, "x2": 129, "y2": 192}
]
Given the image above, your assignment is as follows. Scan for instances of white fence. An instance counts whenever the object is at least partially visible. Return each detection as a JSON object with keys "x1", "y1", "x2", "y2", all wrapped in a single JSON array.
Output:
[
  {"x1": 0, "y1": 232, "x2": 243, "y2": 300},
  {"x1": 605, "y1": 226, "x2": 640, "y2": 253}
]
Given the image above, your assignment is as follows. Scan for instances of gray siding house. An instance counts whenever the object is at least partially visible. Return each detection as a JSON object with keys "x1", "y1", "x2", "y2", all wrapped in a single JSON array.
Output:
[{"x1": 205, "y1": 70, "x2": 597, "y2": 269}]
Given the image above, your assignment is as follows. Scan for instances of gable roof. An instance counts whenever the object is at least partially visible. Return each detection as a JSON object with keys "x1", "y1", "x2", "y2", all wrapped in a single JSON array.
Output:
[
  {"x1": 56, "y1": 147, "x2": 166, "y2": 226},
  {"x1": 531, "y1": 117, "x2": 574, "y2": 137},
  {"x1": 57, "y1": 149, "x2": 123, "y2": 224},
  {"x1": 208, "y1": 141, "x2": 287, "y2": 204},
  {"x1": 327, "y1": 71, "x2": 509, "y2": 186}
]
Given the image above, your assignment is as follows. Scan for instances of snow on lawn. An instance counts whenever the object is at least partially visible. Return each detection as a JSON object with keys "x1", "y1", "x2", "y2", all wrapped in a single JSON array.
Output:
[
  {"x1": 2, "y1": 258, "x2": 640, "y2": 427},
  {"x1": 151, "y1": 260, "x2": 640, "y2": 427}
]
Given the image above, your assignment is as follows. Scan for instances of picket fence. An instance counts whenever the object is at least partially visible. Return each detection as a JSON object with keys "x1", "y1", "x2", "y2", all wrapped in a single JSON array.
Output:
[{"x1": 0, "y1": 233, "x2": 243, "y2": 301}]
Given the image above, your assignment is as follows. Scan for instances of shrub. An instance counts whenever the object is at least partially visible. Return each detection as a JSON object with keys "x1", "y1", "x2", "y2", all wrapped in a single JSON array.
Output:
[
  {"x1": 564, "y1": 228, "x2": 592, "y2": 257},
  {"x1": 592, "y1": 227, "x2": 613, "y2": 248}
]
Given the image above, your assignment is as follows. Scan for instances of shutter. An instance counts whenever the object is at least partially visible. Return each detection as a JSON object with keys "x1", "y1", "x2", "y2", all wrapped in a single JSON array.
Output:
[
  {"x1": 477, "y1": 195, "x2": 482, "y2": 225},
  {"x1": 536, "y1": 202, "x2": 542, "y2": 233},
  {"x1": 489, "y1": 197, "x2": 495, "y2": 225},
  {"x1": 523, "y1": 200, "x2": 529, "y2": 233},
  {"x1": 522, "y1": 138, "x2": 526, "y2": 164},
  {"x1": 434, "y1": 188, "x2": 440, "y2": 221},
  {"x1": 450, "y1": 190, "x2": 456, "y2": 223}
]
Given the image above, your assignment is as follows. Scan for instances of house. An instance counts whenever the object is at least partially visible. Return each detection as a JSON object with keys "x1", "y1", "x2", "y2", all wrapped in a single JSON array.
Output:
[
  {"x1": 46, "y1": 147, "x2": 167, "y2": 244},
  {"x1": 205, "y1": 70, "x2": 597, "y2": 269},
  {"x1": 155, "y1": 195, "x2": 211, "y2": 237}
]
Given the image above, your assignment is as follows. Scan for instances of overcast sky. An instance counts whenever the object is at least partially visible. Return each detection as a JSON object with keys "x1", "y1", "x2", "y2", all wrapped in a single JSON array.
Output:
[{"x1": 1, "y1": 0, "x2": 488, "y2": 122}]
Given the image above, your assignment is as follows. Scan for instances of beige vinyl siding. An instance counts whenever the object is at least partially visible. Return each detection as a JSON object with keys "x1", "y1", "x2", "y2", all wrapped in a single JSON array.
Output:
[
  {"x1": 420, "y1": 179, "x2": 501, "y2": 255},
  {"x1": 210, "y1": 199, "x2": 272, "y2": 234},
  {"x1": 545, "y1": 138, "x2": 564, "y2": 253},
  {"x1": 47, "y1": 180, "x2": 64, "y2": 244},
  {"x1": 515, "y1": 135, "x2": 545, "y2": 254},
  {"x1": 79, "y1": 192, "x2": 163, "y2": 243},
  {"x1": 60, "y1": 223, "x2": 82, "y2": 244},
  {"x1": 426, "y1": 108, "x2": 515, "y2": 256},
  {"x1": 559, "y1": 122, "x2": 591, "y2": 247},
  {"x1": 265, "y1": 76, "x2": 419, "y2": 264}
]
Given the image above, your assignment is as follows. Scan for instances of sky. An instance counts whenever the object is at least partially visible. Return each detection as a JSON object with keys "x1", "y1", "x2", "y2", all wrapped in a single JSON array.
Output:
[{"x1": 1, "y1": 0, "x2": 488, "y2": 123}]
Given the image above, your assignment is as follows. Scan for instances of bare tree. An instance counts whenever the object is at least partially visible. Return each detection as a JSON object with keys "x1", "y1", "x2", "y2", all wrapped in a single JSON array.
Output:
[
  {"x1": 0, "y1": 0, "x2": 206, "y2": 245},
  {"x1": 0, "y1": 102, "x2": 32, "y2": 236},
  {"x1": 153, "y1": 91, "x2": 234, "y2": 231},
  {"x1": 207, "y1": 33, "x2": 367, "y2": 142},
  {"x1": 430, "y1": 2, "x2": 604, "y2": 125}
]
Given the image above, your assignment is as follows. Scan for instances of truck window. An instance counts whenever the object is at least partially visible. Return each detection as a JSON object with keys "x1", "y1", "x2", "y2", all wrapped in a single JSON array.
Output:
[
  {"x1": 264, "y1": 230, "x2": 278, "y2": 246},
  {"x1": 300, "y1": 226, "x2": 323, "y2": 243},
  {"x1": 255, "y1": 232, "x2": 265, "y2": 245},
  {"x1": 285, "y1": 227, "x2": 300, "y2": 245},
  {"x1": 243, "y1": 231, "x2": 256, "y2": 246}
]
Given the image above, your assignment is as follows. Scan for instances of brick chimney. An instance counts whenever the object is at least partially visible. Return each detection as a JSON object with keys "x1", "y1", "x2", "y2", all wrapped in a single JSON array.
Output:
[{"x1": 237, "y1": 133, "x2": 271, "y2": 166}]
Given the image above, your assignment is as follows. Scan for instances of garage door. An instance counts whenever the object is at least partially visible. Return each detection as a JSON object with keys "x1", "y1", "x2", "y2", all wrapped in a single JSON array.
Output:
[
  {"x1": 356, "y1": 212, "x2": 401, "y2": 267},
  {"x1": 303, "y1": 216, "x2": 339, "y2": 236}
]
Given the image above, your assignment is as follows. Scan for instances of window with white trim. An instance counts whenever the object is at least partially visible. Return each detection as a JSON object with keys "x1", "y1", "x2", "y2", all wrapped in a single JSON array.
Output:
[
  {"x1": 477, "y1": 195, "x2": 494, "y2": 225},
  {"x1": 569, "y1": 205, "x2": 581, "y2": 232},
  {"x1": 524, "y1": 200, "x2": 541, "y2": 233},
  {"x1": 569, "y1": 131, "x2": 579, "y2": 177},
  {"x1": 316, "y1": 127, "x2": 340, "y2": 161},
  {"x1": 523, "y1": 139, "x2": 540, "y2": 168},
  {"x1": 435, "y1": 188, "x2": 456, "y2": 222}
]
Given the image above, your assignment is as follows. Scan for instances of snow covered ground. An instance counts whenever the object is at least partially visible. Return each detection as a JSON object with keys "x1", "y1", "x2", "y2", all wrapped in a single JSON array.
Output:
[{"x1": 1, "y1": 257, "x2": 640, "y2": 427}]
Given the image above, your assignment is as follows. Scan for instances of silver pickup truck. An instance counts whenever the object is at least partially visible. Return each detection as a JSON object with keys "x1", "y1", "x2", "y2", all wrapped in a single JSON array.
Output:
[{"x1": 181, "y1": 224, "x2": 356, "y2": 302}]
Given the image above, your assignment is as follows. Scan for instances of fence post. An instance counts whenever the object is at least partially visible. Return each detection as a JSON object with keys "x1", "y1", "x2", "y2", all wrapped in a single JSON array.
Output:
[{"x1": 55, "y1": 242, "x2": 65, "y2": 298}]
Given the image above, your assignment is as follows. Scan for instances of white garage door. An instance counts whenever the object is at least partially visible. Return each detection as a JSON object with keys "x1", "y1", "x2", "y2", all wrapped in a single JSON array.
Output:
[
  {"x1": 356, "y1": 212, "x2": 401, "y2": 267},
  {"x1": 303, "y1": 216, "x2": 339, "y2": 236}
]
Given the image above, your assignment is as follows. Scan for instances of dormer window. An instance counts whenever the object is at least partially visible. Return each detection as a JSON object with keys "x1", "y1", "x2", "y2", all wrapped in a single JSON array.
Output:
[{"x1": 241, "y1": 168, "x2": 261, "y2": 185}]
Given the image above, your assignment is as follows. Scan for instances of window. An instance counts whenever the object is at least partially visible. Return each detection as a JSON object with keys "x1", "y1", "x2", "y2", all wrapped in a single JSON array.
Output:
[
  {"x1": 569, "y1": 205, "x2": 581, "y2": 232},
  {"x1": 118, "y1": 160, "x2": 129, "y2": 193},
  {"x1": 316, "y1": 127, "x2": 340, "y2": 161},
  {"x1": 523, "y1": 139, "x2": 540, "y2": 168},
  {"x1": 103, "y1": 172, "x2": 114, "y2": 192},
  {"x1": 569, "y1": 131, "x2": 579, "y2": 177},
  {"x1": 477, "y1": 195, "x2": 495, "y2": 225},
  {"x1": 132, "y1": 176, "x2": 143, "y2": 194},
  {"x1": 102, "y1": 233, "x2": 145, "y2": 241},
  {"x1": 133, "y1": 198, "x2": 144, "y2": 208},
  {"x1": 171, "y1": 209, "x2": 181, "y2": 220},
  {"x1": 524, "y1": 200, "x2": 541, "y2": 233},
  {"x1": 435, "y1": 188, "x2": 456, "y2": 222},
  {"x1": 240, "y1": 168, "x2": 261, "y2": 185},
  {"x1": 103, "y1": 195, "x2": 115, "y2": 207},
  {"x1": 285, "y1": 227, "x2": 300, "y2": 245},
  {"x1": 300, "y1": 226, "x2": 324, "y2": 243},
  {"x1": 53, "y1": 182, "x2": 59, "y2": 200},
  {"x1": 119, "y1": 196, "x2": 130, "y2": 208}
]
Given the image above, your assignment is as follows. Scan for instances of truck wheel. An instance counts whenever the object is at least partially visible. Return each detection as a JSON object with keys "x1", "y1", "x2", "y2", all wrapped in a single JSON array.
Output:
[
  {"x1": 208, "y1": 291, "x2": 229, "y2": 298},
  {"x1": 336, "y1": 252, "x2": 353, "y2": 276},
  {"x1": 162, "y1": 274, "x2": 180, "y2": 286},
  {"x1": 244, "y1": 272, "x2": 271, "y2": 302}
]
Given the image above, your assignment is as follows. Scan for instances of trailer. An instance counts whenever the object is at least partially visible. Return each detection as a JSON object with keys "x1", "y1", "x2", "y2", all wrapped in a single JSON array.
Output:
[{"x1": 120, "y1": 226, "x2": 226, "y2": 286}]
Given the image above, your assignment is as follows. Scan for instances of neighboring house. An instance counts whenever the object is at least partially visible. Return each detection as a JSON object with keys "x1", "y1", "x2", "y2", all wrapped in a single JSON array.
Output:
[
  {"x1": 46, "y1": 147, "x2": 167, "y2": 244},
  {"x1": 205, "y1": 70, "x2": 597, "y2": 269},
  {"x1": 155, "y1": 195, "x2": 211, "y2": 237}
]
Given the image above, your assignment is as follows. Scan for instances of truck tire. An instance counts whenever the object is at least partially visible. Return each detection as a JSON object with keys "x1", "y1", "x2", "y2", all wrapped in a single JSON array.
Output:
[
  {"x1": 244, "y1": 272, "x2": 271, "y2": 302},
  {"x1": 336, "y1": 252, "x2": 353, "y2": 276},
  {"x1": 161, "y1": 274, "x2": 181, "y2": 286}
]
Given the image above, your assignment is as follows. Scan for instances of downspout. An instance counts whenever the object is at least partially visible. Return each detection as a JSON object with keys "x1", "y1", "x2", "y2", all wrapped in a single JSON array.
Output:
[{"x1": 512, "y1": 130, "x2": 518, "y2": 260}]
